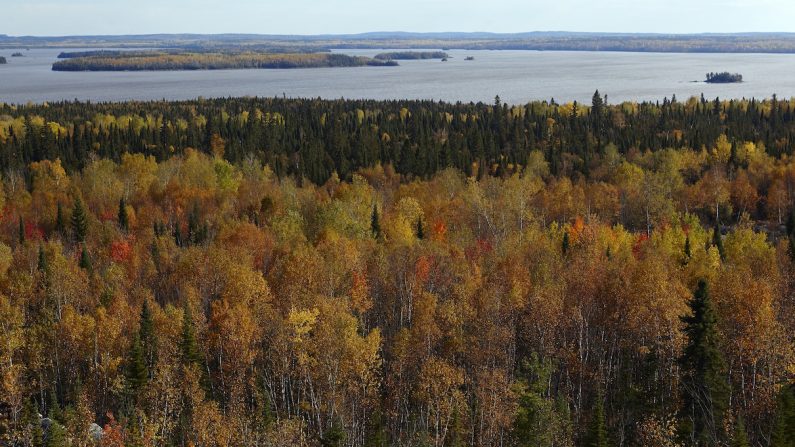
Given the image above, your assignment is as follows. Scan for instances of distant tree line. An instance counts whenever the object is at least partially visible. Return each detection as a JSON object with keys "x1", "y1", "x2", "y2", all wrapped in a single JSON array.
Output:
[
  {"x1": 374, "y1": 51, "x2": 449, "y2": 60},
  {"x1": 706, "y1": 72, "x2": 743, "y2": 83},
  {"x1": 51, "y1": 51, "x2": 397, "y2": 71}
]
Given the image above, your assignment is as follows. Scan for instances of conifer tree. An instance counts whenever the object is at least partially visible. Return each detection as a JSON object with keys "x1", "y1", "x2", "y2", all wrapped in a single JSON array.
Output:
[
  {"x1": 125, "y1": 333, "x2": 148, "y2": 400},
  {"x1": 562, "y1": 232, "x2": 570, "y2": 255},
  {"x1": 679, "y1": 280, "x2": 729, "y2": 445},
  {"x1": 18, "y1": 217, "x2": 25, "y2": 244},
  {"x1": 684, "y1": 235, "x2": 692, "y2": 260},
  {"x1": 713, "y1": 226, "x2": 725, "y2": 261},
  {"x1": 37, "y1": 245, "x2": 48, "y2": 273},
  {"x1": 139, "y1": 300, "x2": 158, "y2": 377},
  {"x1": 55, "y1": 203, "x2": 66, "y2": 239},
  {"x1": 118, "y1": 197, "x2": 129, "y2": 233},
  {"x1": 416, "y1": 216, "x2": 424, "y2": 240},
  {"x1": 78, "y1": 245, "x2": 91, "y2": 271},
  {"x1": 585, "y1": 391, "x2": 608, "y2": 447},
  {"x1": 370, "y1": 203, "x2": 381, "y2": 239},
  {"x1": 71, "y1": 198, "x2": 88, "y2": 243},
  {"x1": 771, "y1": 384, "x2": 795, "y2": 447},
  {"x1": 732, "y1": 415, "x2": 749, "y2": 447},
  {"x1": 22, "y1": 398, "x2": 43, "y2": 447}
]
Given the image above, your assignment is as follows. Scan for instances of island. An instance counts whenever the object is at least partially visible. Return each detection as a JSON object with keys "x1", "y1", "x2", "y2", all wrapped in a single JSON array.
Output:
[
  {"x1": 465, "y1": 56, "x2": 475, "y2": 60},
  {"x1": 10, "y1": 52, "x2": 24, "y2": 57},
  {"x1": 0, "y1": 56, "x2": 6, "y2": 64},
  {"x1": 705, "y1": 72, "x2": 743, "y2": 83},
  {"x1": 51, "y1": 51, "x2": 398, "y2": 71},
  {"x1": 373, "y1": 51, "x2": 449, "y2": 60}
]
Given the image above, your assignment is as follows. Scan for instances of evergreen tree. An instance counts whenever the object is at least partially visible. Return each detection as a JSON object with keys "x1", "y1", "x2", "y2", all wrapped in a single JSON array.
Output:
[
  {"x1": 71, "y1": 198, "x2": 88, "y2": 243},
  {"x1": 22, "y1": 398, "x2": 43, "y2": 447},
  {"x1": 713, "y1": 225, "x2": 725, "y2": 261},
  {"x1": 45, "y1": 422, "x2": 67, "y2": 447},
  {"x1": 320, "y1": 423, "x2": 346, "y2": 447},
  {"x1": 585, "y1": 391, "x2": 608, "y2": 447},
  {"x1": 55, "y1": 203, "x2": 66, "y2": 239},
  {"x1": 731, "y1": 415, "x2": 749, "y2": 447},
  {"x1": 118, "y1": 197, "x2": 129, "y2": 233},
  {"x1": 679, "y1": 280, "x2": 729, "y2": 445},
  {"x1": 180, "y1": 303, "x2": 202, "y2": 367},
  {"x1": 78, "y1": 245, "x2": 91, "y2": 271},
  {"x1": 125, "y1": 333, "x2": 148, "y2": 399},
  {"x1": 139, "y1": 300, "x2": 158, "y2": 377},
  {"x1": 416, "y1": 216, "x2": 424, "y2": 240},
  {"x1": 562, "y1": 232, "x2": 570, "y2": 255},
  {"x1": 370, "y1": 203, "x2": 381, "y2": 239},
  {"x1": 18, "y1": 217, "x2": 25, "y2": 244},
  {"x1": 684, "y1": 235, "x2": 692, "y2": 260},
  {"x1": 37, "y1": 245, "x2": 48, "y2": 273},
  {"x1": 772, "y1": 384, "x2": 795, "y2": 447}
]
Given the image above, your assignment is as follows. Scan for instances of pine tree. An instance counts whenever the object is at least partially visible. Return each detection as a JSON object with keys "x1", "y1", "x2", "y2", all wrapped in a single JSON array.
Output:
[
  {"x1": 370, "y1": 203, "x2": 381, "y2": 239},
  {"x1": 139, "y1": 300, "x2": 158, "y2": 377},
  {"x1": 45, "y1": 421, "x2": 67, "y2": 447},
  {"x1": 731, "y1": 415, "x2": 749, "y2": 447},
  {"x1": 180, "y1": 303, "x2": 202, "y2": 367},
  {"x1": 585, "y1": 391, "x2": 608, "y2": 447},
  {"x1": 320, "y1": 422, "x2": 346, "y2": 447},
  {"x1": 713, "y1": 225, "x2": 725, "y2": 261},
  {"x1": 22, "y1": 398, "x2": 43, "y2": 447},
  {"x1": 118, "y1": 197, "x2": 129, "y2": 233},
  {"x1": 55, "y1": 203, "x2": 66, "y2": 239},
  {"x1": 562, "y1": 232, "x2": 570, "y2": 255},
  {"x1": 684, "y1": 235, "x2": 692, "y2": 260},
  {"x1": 679, "y1": 280, "x2": 729, "y2": 445},
  {"x1": 71, "y1": 198, "x2": 88, "y2": 243},
  {"x1": 125, "y1": 333, "x2": 148, "y2": 399},
  {"x1": 416, "y1": 216, "x2": 424, "y2": 240},
  {"x1": 771, "y1": 384, "x2": 795, "y2": 447},
  {"x1": 18, "y1": 217, "x2": 25, "y2": 244},
  {"x1": 37, "y1": 245, "x2": 48, "y2": 273},
  {"x1": 78, "y1": 245, "x2": 91, "y2": 271}
]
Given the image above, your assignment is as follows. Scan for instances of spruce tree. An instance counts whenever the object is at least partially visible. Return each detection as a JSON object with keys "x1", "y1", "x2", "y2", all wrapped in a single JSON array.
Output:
[
  {"x1": 55, "y1": 203, "x2": 66, "y2": 239},
  {"x1": 71, "y1": 198, "x2": 88, "y2": 243},
  {"x1": 771, "y1": 384, "x2": 795, "y2": 447},
  {"x1": 731, "y1": 415, "x2": 749, "y2": 447},
  {"x1": 370, "y1": 203, "x2": 381, "y2": 239},
  {"x1": 416, "y1": 216, "x2": 424, "y2": 240},
  {"x1": 562, "y1": 232, "x2": 570, "y2": 255},
  {"x1": 22, "y1": 398, "x2": 43, "y2": 447},
  {"x1": 585, "y1": 391, "x2": 608, "y2": 447},
  {"x1": 139, "y1": 300, "x2": 158, "y2": 376},
  {"x1": 125, "y1": 333, "x2": 148, "y2": 399},
  {"x1": 78, "y1": 245, "x2": 91, "y2": 271},
  {"x1": 713, "y1": 225, "x2": 725, "y2": 261},
  {"x1": 679, "y1": 280, "x2": 729, "y2": 445},
  {"x1": 37, "y1": 245, "x2": 48, "y2": 273},
  {"x1": 684, "y1": 235, "x2": 692, "y2": 260},
  {"x1": 180, "y1": 303, "x2": 202, "y2": 367},
  {"x1": 118, "y1": 197, "x2": 129, "y2": 233},
  {"x1": 45, "y1": 421, "x2": 67, "y2": 447},
  {"x1": 18, "y1": 217, "x2": 25, "y2": 244}
]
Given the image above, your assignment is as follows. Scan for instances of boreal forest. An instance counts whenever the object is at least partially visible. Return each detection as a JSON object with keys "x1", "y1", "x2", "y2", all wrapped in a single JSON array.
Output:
[{"x1": 3, "y1": 93, "x2": 795, "y2": 446}]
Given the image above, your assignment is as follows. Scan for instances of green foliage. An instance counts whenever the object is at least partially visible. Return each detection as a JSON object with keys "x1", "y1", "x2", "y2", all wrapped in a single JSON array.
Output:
[
  {"x1": 71, "y1": 198, "x2": 88, "y2": 243},
  {"x1": 44, "y1": 422, "x2": 67, "y2": 447},
  {"x1": 679, "y1": 280, "x2": 729, "y2": 445},
  {"x1": 78, "y1": 245, "x2": 91, "y2": 271},
  {"x1": 772, "y1": 384, "x2": 795, "y2": 447},
  {"x1": 732, "y1": 415, "x2": 749, "y2": 447},
  {"x1": 139, "y1": 300, "x2": 158, "y2": 376},
  {"x1": 512, "y1": 354, "x2": 572, "y2": 447},
  {"x1": 585, "y1": 392, "x2": 609, "y2": 447},
  {"x1": 370, "y1": 203, "x2": 381, "y2": 240},
  {"x1": 712, "y1": 226, "x2": 725, "y2": 261},
  {"x1": 125, "y1": 333, "x2": 148, "y2": 399}
]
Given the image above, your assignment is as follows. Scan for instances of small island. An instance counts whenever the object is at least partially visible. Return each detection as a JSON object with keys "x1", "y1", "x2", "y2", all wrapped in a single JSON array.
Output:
[
  {"x1": 52, "y1": 51, "x2": 399, "y2": 71},
  {"x1": 705, "y1": 72, "x2": 743, "y2": 83},
  {"x1": 465, "y1": 56, "x2": 475, "y2": 61},
  {"x1": 0, "y1": 57, "x2": 6, "y2": 64},
  {"x1": 11, "y1": 52, "x2": 24, "y2": 57},
  {"x1": 373, "y1": 51, "x2": 449, "y2": 60}
]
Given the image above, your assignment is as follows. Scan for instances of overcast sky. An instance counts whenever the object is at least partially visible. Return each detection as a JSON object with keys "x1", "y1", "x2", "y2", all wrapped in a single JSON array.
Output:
[{"x1": 5, "y1": 0, "x2": 794, "y2": 36}]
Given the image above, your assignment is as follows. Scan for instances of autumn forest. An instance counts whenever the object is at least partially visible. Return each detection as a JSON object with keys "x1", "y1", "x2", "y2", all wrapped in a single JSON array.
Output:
[{"x1": 2, "y1": 94, "x2": 795, "y2": 446}]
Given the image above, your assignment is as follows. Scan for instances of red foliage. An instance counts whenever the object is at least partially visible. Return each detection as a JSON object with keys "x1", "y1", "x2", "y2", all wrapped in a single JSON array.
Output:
[
  {"x1": 431, "y1": 219, "x2": 447, "y2": 241},
  {"x1": 415, "y1": 255, "x2": 432, "y2": 285},
  {"x1": 24, "y1": 221, "x2": 44, "y2": 241},
  {"x1": 110, "y1": 239, "x2": 132, "y2": 263},
  {"x1": 632, "y1": 233, "x2": 649, "y2": 259}
]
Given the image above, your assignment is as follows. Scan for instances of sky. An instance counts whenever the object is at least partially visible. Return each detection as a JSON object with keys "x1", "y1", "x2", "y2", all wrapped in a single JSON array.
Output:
[{"x1": 4, "y1": 0, "x2": 795, "y2": 36}]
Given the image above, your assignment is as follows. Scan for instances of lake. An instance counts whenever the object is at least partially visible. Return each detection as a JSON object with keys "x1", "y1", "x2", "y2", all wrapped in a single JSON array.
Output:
[{"x1": 1, "y1": 48, "x2": 795, "y2": 105}]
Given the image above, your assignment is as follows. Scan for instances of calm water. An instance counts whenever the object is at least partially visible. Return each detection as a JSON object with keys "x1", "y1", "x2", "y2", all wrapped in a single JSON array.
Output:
[{"x1": 2, "y1": 48, "x2": 795, "y2": 105}]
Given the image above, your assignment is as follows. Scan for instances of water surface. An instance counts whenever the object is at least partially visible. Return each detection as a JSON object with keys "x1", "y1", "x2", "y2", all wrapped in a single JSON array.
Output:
[{"x1": 1, "y1": 48, "x2": 794, "y2": 104}]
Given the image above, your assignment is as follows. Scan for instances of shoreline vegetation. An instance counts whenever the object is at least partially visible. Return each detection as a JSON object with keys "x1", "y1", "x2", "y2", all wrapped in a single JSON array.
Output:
[
  {"x1": 7, "y1": 32, "x2": 795, "y2": 53},
  {"x1": 373, "y1": 51, "x2": 449, "y2": 60},
  {"x1": 51, "y1": 51, "x2": 398, "y2": 71},
  {"x1": 705, "y1": 71, "x2": 743, "y2": 83}
]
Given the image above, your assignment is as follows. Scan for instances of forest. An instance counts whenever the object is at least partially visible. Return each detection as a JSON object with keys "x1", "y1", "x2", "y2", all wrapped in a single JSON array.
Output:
[
  {"x1": 2, "y1": 93, "x2": 795, "y2": 446},
  {"x1": 51, "y1": 52, "x2": 396, "y2": 71},
  {"x1": 705, "y1": 73, "x2": 743, "y2": 84},
  {"x1": 373, "y1": 52, "x2": 449, "y2": 61}
]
